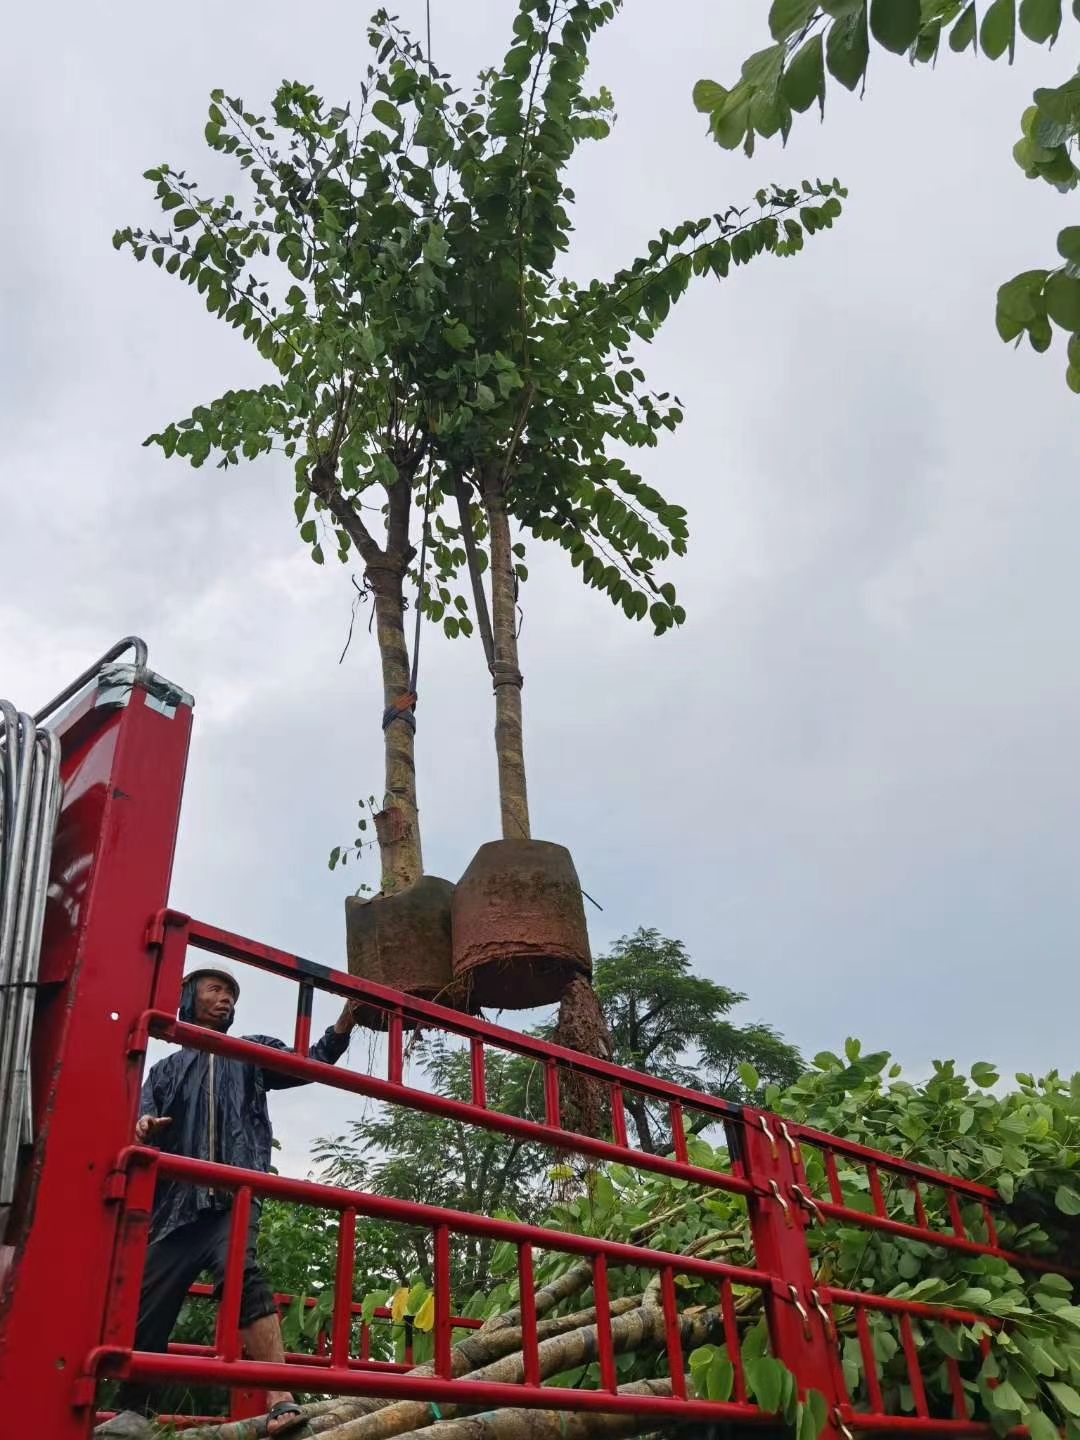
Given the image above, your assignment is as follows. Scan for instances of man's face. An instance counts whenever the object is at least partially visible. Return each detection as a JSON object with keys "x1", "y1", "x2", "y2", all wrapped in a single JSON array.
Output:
[{"x1": 194, "y1": 976, "x2": 235, "y2": 1031}]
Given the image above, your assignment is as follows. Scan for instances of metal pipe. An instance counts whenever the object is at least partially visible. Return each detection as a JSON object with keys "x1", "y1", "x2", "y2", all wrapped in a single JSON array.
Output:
[
  {"x1": 32, "y1": 635, "x2": 148, "y2": 724},
  {"x1": 0, "y1": 706, "x2": 35, "y2": 990},
  {"x1": 18, "y1": 731, "x2": 61, "y2": 1142},
  {"x1": 0, "y1": 736, "x2": 43, "y2": 1176},
  {"x1": 0, "y1": 708, "x2": 38, "y2": 1206}
]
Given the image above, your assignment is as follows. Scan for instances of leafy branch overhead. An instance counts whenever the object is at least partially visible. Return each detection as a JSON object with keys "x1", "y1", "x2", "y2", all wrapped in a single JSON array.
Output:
[
  {"x1": 694, "y1": 0, "x2": 1080, "y2": 393},
  {"x1": 115, "y1": 0, "x2": 847, "y2": 639}
]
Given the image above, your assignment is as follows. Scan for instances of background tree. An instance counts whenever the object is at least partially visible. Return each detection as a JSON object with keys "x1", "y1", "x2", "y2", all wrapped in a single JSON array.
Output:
[
  {"x1": 593, "y1": 927, "x2": 804, "y2": 1152},
  {"x1": 693, "y1": 1, "x2": 1080, "y2": 393},
  {"x1": 114, "y1": 3, "x2": 846, "y2": 1059}
]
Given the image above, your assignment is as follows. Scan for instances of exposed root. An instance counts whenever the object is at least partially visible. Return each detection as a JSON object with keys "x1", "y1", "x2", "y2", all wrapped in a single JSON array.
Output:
[{"x1": 551, "y1": 980, "x2": 613, "y2": 1140}]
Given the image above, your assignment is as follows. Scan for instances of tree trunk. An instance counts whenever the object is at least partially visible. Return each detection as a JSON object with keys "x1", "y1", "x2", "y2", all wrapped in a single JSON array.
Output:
[
  {"x1": 473, "y1": 474, "x2": 611, "y2": 1124},
  {"x1": 312, "y1": 460, "x2": 423, "y2": 896},
  {"x1": 368, "y1": 562, "x2": 423, "y2": 893},
  {"x1": 382, "y1": 1380, "x2": 677, "y2": 1440},
  {"x1": 177, "y1": 1288, "x2": 638, "y2": 1440},
  {"x1": 482, "y1": 469, "x2": 530, "y2": 843},
  {"x1": 624, "y1": 1097, "x2": 657, "y2": 1156},
  {"x1": 314, "y1": 1303, "x2": 720, "y2": 1440},
  {"x1": 297, "y1": 1299, "x2": 645, "y2": 1440}
]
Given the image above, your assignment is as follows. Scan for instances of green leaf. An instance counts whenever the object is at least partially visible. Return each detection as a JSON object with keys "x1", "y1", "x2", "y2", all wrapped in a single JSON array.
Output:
[
  {"x1": 950, "y1": 3, "x2": 978, "y2": 49},
  {"x1": 804, "y1": 1390, "x2": 829, "y2": 1440},
  {"x1": 997, "y1": 269, "x2": 1048, "y2": 325},
  {"x1": 173, "y1": 209, "x2": 199, "y2": 230},
  {"x1": 827, "y1": 9, "x2": 870, "y2": 91},
  {"x1": 1019, "y1": 0, "x2": 1062, "y2": 42},
  {"x1": 372, "y1": 99, "x2": 402, "y2": 129},
  {"x1": 746, "y1": 1355, "x2": 784, "y2": 1413},
  {"x1": 692, "y1": 79, "x2": 728, "y2": 113},
  {"x1": 1049, "y1": 1383, "x2": 1080, "y2": 1418},
  {"x1": 689, "y1": 1345, "x2": 719, "y2": 1376},
  {"x1": 971, "y1": 1061, "x2": 999, "y2": 1088},
  {"x1": 769, "y1": 0, "x2": 819, "y2": 39},
  {"x1": 980, "y1": 0, "x2": 1016, "y2": 59},
  {"x1": 1068, "y1": 363, "x2": 1080, "y2": 394},
  {"x1": 992, "y1": 1381, "x2": 1027, "y2": 1414},
  {"x1": 1046, "y1": 272, "x2": 1080, "y2": 328},
  {"x1": 1056, "y1": 1185, "x2": 1080, "y2": 1215},
  {"x1": 706, "y1": 1352, "x2": 735, "y2": 1402},
  {"x1": 1028, "y1": 1409, "x2": 1064, "y2": 1440},
  {"x1": 870, "y1": 0, "x2": 920, "y2": 52},
  {"x1": 1057, "y1": 227, "x2": 1080, "y2": 264},
  {"x1": 783, "y1": 35, "x2": 826, "y2": 113},
  {"x1": 739, "y1": 1061, "x2": 760, "y2": 1091},
  {"x1": 742, "y1": 1318, "x2": 770, "y2": 1361},
  {"x1": 1030, "y1": 313, "x2": 1053, "y2": 349}
]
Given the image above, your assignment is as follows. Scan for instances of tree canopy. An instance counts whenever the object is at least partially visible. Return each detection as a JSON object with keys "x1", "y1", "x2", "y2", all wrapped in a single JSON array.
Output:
[
  {"x1": 590, "y1": 927, "x2": 804, "y2": 1151},
  {"x1": 114, "y1": 0, "x2": 847, "y2": 902}
]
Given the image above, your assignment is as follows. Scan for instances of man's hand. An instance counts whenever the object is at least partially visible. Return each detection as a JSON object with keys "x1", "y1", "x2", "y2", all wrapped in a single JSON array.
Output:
[
  {"x1": 135, "y1": 1115, "x2": 172, "y2": 1144},
  {"x1": 333, "y1": 1001, "x2": 358, "y2": 1036}
]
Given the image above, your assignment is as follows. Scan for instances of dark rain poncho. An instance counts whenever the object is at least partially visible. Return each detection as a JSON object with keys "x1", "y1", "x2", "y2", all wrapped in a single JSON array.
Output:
[{"x1": 138, "y1": 979, "x2": 350, "y2": 1241}]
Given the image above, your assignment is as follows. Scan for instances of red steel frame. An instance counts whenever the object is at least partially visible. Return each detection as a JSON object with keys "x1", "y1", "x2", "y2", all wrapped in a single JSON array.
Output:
[{"x1": 0, "y1": 659, "x2": 1074, "y2": 1440}]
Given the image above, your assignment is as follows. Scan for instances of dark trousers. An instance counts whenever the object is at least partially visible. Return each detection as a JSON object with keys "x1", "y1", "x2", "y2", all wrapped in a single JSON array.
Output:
[{"x1": 116, "y1": 1207, "x2": 275, "y2": 1415}]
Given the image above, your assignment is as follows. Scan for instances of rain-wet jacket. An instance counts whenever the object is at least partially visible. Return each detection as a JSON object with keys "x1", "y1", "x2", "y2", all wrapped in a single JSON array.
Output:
[{"x1": 138, "y1": 977, "x2": 350, "y2": 1240}]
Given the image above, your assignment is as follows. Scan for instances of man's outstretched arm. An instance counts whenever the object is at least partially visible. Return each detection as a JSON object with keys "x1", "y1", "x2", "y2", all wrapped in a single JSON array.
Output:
[{"x1": 253, "y1": 1002, "x2": 356, "y2": 1091}]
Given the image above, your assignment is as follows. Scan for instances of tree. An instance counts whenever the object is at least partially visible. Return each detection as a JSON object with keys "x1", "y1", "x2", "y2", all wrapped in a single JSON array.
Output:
[
  {"x1": 693, "y1": 2, "x2": 1080, "y2": 394},
  {"x1": 180, "y1": 1049, "x2": 1080, "y2": 1440},
  {"x1": 592, "y1": 927, "x2": 804, "y2": 1152},
  {"x1": 113, "y1": 1, "x2": 846, "y2": 1004}
]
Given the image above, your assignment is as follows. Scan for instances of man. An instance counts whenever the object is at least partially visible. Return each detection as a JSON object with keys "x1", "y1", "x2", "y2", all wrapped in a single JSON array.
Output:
[{"x1": 97, "y1": 965, "x2": 357, "y2": 1438}]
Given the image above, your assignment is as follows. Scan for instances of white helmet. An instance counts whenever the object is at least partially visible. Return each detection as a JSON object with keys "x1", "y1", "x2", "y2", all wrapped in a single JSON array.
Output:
[{"x1": 182, "y1": 964, "x2": 240, "y2": 1002}]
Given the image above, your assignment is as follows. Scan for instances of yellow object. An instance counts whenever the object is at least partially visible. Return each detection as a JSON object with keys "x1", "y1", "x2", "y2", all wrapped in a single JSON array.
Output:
[{"x1": 414, "y1": 1293, "x2": 436, "y2": 1332}]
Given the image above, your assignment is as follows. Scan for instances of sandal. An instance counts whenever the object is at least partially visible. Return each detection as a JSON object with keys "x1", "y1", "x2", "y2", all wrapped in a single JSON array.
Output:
[{"x1": 266, "y1": 1399, "x2": 306, "y2": 1435}]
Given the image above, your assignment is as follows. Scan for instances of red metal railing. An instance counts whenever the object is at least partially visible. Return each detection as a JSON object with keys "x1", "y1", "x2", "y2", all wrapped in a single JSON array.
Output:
[
  {"x1": 783, "y1": 1121, "x2": 1065, "y2": 1274},
  {"x1": 1, "y1": 655, "x2": 1073, "y2": 1440},
  {"x1": 144, "y1": 912, "x2": 753, "y2": 1196},
  {"x1": 88, "y1": 907, "x2": 1073, "y2": 1435}
]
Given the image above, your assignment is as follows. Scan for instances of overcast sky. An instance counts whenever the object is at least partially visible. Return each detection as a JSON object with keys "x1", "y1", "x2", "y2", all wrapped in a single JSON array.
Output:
[{"x1": 4, "y1": 3, "x2": 1078, "y2": 1175}]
